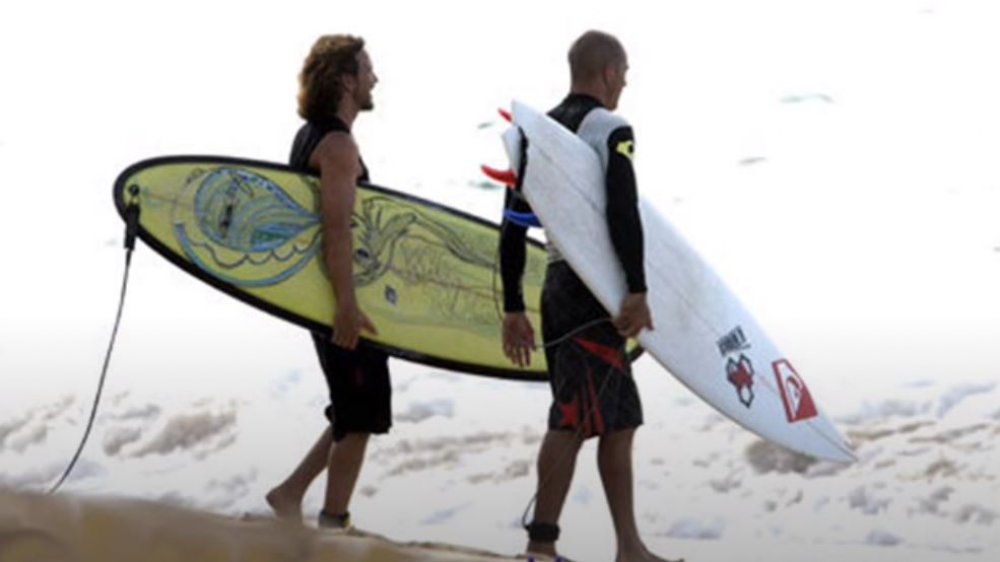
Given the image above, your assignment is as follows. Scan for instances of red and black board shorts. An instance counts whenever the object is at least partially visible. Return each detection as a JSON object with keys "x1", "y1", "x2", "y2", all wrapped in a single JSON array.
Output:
[
  {"x1": 311, "y1": 332, "x2": 392, "y2": 442},
  {"x1": 541, "y1": 261, "x2": 643, "y2": 439}
]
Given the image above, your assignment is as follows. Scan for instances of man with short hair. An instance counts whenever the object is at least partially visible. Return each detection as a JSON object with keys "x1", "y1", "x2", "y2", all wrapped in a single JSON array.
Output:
[
  {"x1": 500, "y1": 30, "x2": 681, "y2": 562},
  {"x1": 266, "y1": 34, "x2": 387, "y2": 531}
]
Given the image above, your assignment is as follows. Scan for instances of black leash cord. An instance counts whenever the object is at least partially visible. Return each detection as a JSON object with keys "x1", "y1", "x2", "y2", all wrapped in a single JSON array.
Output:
[{"x1": 48, "y1": 194, "x2": 139, "y2": 494}]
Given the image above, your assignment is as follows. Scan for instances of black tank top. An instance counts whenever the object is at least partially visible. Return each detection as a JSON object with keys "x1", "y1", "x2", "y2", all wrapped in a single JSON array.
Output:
[{"x1": 289, "y1": 116, "x2": 369, "y2": 182}]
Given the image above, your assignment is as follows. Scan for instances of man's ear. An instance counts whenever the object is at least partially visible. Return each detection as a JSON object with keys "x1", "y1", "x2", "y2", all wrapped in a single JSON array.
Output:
[
  {"x1": 601, "y1": 64, "x2": 615, "y2": 88},
  {"x1": 341, "y1": 73, "x2": 357, "y2": 94}
]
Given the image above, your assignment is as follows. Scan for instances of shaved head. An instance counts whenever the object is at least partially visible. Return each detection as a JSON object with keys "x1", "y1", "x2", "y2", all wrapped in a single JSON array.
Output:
[{"x1": 568, "y1": 30, "x2": 627, "y2": 83}]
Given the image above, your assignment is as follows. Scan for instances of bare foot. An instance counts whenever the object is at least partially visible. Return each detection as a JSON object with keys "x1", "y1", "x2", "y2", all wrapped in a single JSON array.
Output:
[{"x1": 265, "y1": 486, "x2": 303, "y2": 522}]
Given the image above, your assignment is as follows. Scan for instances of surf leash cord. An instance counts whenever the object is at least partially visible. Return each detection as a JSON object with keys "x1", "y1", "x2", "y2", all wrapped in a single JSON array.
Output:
[
  {"x1": 488, "y1": 215, "x2": 635, "y2": 531},
  {"x1": 518, "y1": 352, "x2": 620, "y2": 535},
  {"x1": 48, "y1": 186, "x2": 141, "y2": 495}
]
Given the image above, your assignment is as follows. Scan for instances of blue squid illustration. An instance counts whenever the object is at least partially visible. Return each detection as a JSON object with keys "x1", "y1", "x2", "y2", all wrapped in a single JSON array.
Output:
[{"x1": 173, "y1": 167, "x2": 321, "y2": 288}]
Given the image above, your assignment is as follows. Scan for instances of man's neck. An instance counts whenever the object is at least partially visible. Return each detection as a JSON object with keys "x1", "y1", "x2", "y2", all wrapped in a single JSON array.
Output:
[
  {"x1": 569, "y1": 83, "x2": 609, "y2": 108},
  {"x1": 336, "y1": 103, "x2": 359, "y2": 127}
]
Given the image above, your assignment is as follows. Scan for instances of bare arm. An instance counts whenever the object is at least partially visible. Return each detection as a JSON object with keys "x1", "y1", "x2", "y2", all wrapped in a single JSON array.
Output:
[{"x1": 312, "y1": 132, "x2": 376, "y2": 349}]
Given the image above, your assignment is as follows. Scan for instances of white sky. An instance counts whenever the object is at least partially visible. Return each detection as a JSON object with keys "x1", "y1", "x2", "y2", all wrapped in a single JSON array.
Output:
[{"x1": 1, "y1": 0, "x2": 999, "y2": 412}]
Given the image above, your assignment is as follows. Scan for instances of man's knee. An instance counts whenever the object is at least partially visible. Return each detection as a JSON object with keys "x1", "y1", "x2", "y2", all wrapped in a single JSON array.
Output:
[{"x1": 544, "y1": 429, "x2": 586, "y2": 450}]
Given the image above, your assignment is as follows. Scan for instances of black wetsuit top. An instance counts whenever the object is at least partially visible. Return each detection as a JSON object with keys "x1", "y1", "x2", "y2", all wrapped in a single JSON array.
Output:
[
  {"x1": 289, "y1": 116, "x2": 369, "y2": 181},
  {"x1": 499, "y1": 94, "x2": 646, "y2": 312}
]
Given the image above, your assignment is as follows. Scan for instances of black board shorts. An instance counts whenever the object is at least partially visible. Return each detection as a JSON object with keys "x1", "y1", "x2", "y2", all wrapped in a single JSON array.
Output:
[
  {"x1": 311, "y1": 332, "x2": 392, "y2": 441},
  {"x1": 541, "y1": 261, "x2": 643, "y2": 438}
]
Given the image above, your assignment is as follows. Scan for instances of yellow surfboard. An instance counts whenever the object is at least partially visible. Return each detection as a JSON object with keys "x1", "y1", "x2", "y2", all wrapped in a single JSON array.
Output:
[{"x1": 114, "y1": 156, "x2": 641, "y2": 380}]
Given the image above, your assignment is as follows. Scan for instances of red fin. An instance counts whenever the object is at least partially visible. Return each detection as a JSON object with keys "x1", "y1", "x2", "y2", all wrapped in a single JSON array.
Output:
[{"x1": 480, "y1": 164, "x2": 517, "y2": 186}]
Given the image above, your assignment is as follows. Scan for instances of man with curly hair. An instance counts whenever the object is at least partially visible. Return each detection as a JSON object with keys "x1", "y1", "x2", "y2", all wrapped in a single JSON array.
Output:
[{"x1": 266, "y1": 34, "x2": 385, "y2": 531}]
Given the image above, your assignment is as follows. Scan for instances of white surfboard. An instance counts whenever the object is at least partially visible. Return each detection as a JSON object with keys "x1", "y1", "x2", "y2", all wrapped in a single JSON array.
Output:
[{"x1": 507, "y1": 100, "x2": 855, "y2": 463}]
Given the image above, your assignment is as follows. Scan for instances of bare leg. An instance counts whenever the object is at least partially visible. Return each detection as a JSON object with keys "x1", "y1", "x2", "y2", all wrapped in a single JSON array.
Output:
[
  {"x1": 598, "y1": 429, "x2": 681, "y2": 562},
  {"x1": 266, "y1": 426, "x2": 334, "y2": 521},
  {"x1": 323, "y1": 432, "x2": 370, "y2": 517},
  {"x1": 526, "y1": 430, "x2": 584, "y2": 557}
]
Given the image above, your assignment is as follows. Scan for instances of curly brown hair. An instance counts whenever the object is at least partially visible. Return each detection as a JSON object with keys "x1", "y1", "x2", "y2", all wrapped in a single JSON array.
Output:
[{"x1": 297, "y1": 34, "x2": 365, "y2": 122}]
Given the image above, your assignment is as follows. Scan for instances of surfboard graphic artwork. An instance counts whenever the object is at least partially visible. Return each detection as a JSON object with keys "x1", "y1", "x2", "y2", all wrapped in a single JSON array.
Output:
[
  {"x1": 503, "y1": 102, "x2": 855, "y2": 462},
  {"x1": 113, "y1": 156, "x2": 642, "y2": 380}
]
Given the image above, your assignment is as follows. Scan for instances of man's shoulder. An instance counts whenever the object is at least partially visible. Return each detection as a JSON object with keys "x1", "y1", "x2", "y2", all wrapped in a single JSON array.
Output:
[
  {"x1": 316, "y1": 129, "x2": 356, "y2": 153},
  {"x1": 311, "y1": 130, "x2": 358, "y2": 171}
]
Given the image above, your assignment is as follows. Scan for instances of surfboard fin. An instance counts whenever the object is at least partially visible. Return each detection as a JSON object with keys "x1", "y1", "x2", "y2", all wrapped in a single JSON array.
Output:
[{"x1": 481, "y1": 164, "x2": 517, "y2": 187}]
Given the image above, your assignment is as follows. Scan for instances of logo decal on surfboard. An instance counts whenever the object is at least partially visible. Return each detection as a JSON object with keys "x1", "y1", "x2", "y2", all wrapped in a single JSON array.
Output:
[
  {"x1": 726, "y1": 354, "x2": 755, "y2": 408},
  {"x1": 717, "y1": 326, "x2": 750, "y2": 356},
  {"x1": 773, "y1": 360, "x2": 818, "y2": 423}
]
